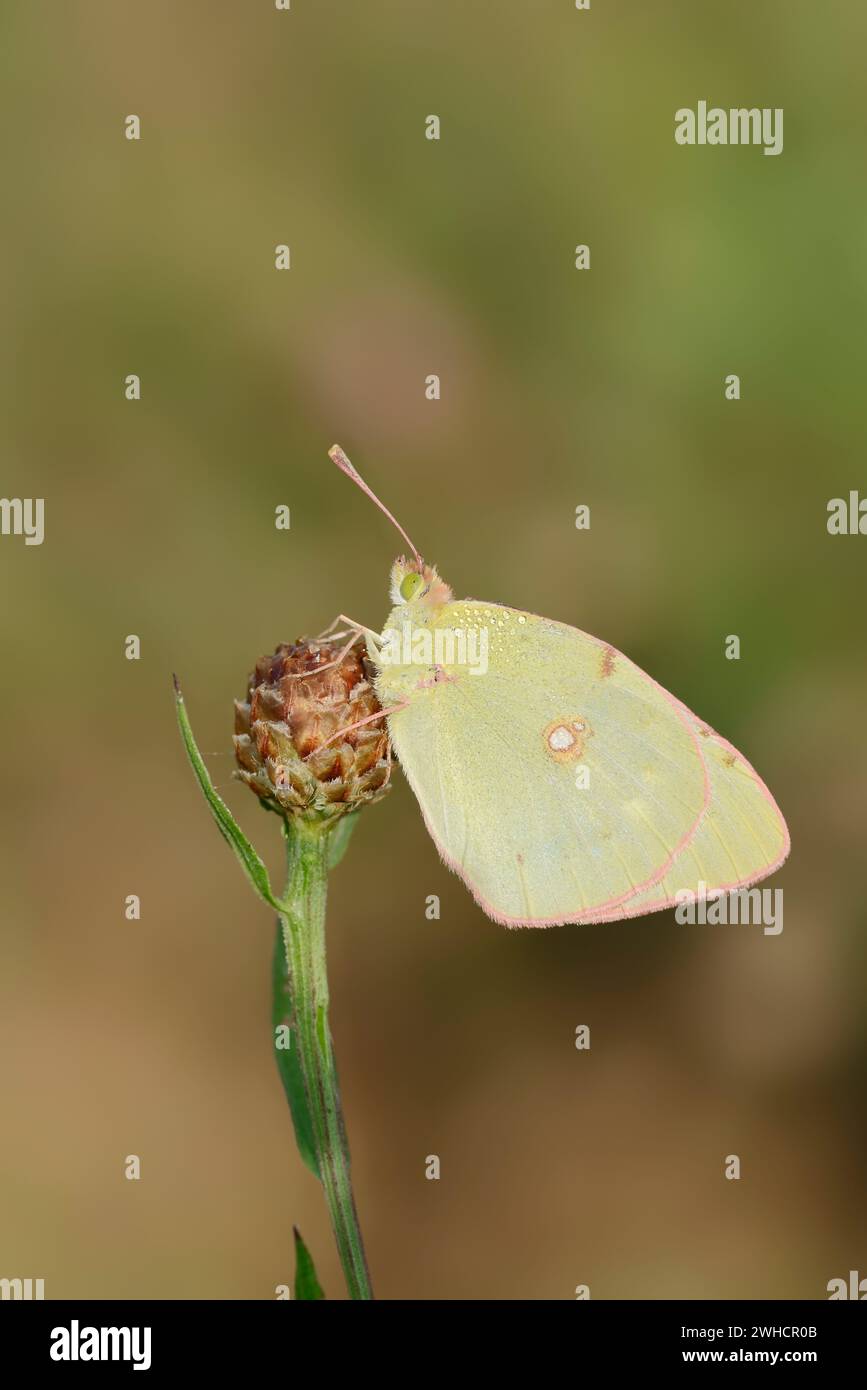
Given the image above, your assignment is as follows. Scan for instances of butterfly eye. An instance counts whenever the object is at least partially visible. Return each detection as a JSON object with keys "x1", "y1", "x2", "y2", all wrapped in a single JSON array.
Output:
[{"x1": 400, "y1": 571, "x2": 424, "y2": 601}]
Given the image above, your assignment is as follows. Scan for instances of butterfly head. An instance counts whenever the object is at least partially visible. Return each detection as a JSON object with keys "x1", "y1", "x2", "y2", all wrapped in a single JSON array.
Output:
[{"x1": 390, "y1": 556, "x2": 453, "y2": 610}]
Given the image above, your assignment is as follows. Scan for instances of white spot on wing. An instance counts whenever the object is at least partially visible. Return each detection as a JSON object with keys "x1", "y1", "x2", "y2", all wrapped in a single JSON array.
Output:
[{"x1": 549, "y1": 726, "x2": 575, "y2": 750}]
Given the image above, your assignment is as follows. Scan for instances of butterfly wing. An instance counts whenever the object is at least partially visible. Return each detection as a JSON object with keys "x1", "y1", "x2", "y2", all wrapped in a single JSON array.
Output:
[{"x1": 384, "y1": 601, "x2": 788, "y2": 927}]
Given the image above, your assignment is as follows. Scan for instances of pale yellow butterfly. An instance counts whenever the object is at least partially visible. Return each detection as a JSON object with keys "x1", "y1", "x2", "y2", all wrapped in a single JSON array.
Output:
[{"x1": 327, "y1": 446, "x2": 789, "y2": 927}]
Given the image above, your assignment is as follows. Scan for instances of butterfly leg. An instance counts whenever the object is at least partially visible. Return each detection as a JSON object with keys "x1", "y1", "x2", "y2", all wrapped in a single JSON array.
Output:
[
  {"x1": 315, "y1": 612, "x2": 380, "y2": 643},
  {"x1": 320, "y1": 698, "x2": 409, "y2": 748},
  {"x1": 327, "y1": 612, "x2": 384, "y2": 664},
  {"x1": 337, "y1": 613, "x2": 382, "y2": 644},
  {"x1": 282, "y1": 628, "x2": 366, "y2": 679},
  {"x1": 312, "y1": 618, "x2": 360, "y2": 645},
  {"x1": 289, "y1": 612, "x2": 386, "y2": 681},
  {"x1": 314, "y1": 612, "x2": 382, "y2": 659}
]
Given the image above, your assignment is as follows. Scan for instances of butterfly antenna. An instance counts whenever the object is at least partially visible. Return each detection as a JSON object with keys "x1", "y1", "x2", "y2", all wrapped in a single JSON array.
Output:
[{"x1": 328, "y1": 444, "x2": 422, "y2": 565}]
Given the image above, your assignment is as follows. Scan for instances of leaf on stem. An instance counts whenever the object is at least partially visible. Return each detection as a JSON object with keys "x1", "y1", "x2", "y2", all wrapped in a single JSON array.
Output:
[
  {"x1": 326, "y1": 812, "x2": 359, "y2": 870},
  {"x1": 273, "y1": 917, "x2": 322, "y2": 1180},
  {"x1": 293, "y1": 1226, "x2": 325, "y2": 1300},
  {"x1": 174, "y1": 676, "x2": 282, "y2": 911}
]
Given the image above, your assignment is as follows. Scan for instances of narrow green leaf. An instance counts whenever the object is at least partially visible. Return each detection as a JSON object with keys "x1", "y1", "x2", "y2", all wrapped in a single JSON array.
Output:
[
  {"x1": 174, "y1": 676, "x2": 281, "y2": 911},
  {"x1": 293, "y1": 1226, "x2": 325, "y2": 1300},
  {"x1": 326, "y1": 812, "x2": 359, "y2": 871},
  {"x1": 273, "y1": 917, "x2": 321, "y2": 1180}
]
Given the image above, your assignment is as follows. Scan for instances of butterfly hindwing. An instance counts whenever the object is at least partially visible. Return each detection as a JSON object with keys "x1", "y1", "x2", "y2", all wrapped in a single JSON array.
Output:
[{"x1": 591, "y1": 714, "x2": 789, "y2": 922}]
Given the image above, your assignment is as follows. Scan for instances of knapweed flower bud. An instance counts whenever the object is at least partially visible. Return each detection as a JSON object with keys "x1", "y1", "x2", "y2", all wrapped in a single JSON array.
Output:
[{"x1": 233, "y1": 638, "x2": 391, "y2": 821}]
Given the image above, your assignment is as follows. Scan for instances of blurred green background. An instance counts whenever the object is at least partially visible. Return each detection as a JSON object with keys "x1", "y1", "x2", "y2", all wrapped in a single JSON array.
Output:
[{"x1": 1, "y1": 0, "x2": 866, "y2": 1300}]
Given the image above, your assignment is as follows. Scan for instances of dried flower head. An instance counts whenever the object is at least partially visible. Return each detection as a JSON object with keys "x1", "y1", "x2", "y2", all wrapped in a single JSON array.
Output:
[{"x1": 233, "y1": 637, "x2": 391, "y2": 821}]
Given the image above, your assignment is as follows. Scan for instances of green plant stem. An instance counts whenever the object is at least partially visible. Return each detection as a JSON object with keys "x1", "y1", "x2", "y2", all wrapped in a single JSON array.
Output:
[{"x1": 280, "y1": 819, "x2": 373, "y2": 1301}]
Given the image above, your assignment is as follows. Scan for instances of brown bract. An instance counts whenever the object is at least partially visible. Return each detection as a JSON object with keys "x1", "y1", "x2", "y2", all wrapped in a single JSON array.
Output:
[{"x1": 233, "y1": 638, "x2": 391, "y2": 821}]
